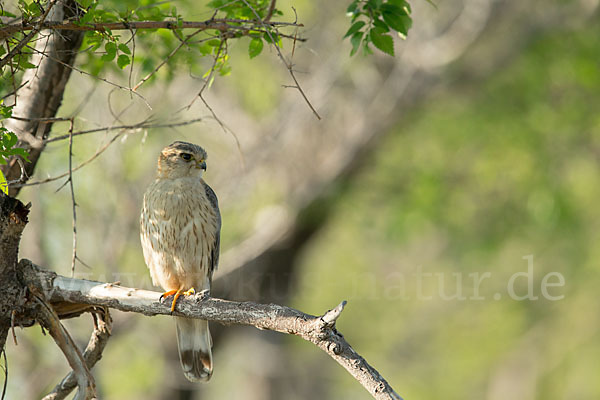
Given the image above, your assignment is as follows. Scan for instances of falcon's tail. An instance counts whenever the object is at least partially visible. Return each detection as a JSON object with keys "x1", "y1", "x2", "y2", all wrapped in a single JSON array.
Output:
[{"x1": 175, "y1": 317, "x2": 213, "y2": 382}]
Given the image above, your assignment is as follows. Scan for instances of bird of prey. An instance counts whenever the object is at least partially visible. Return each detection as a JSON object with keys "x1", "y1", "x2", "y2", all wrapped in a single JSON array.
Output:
[{"x1": 140, "y1": 141, "x2": 221, "y2": 382}]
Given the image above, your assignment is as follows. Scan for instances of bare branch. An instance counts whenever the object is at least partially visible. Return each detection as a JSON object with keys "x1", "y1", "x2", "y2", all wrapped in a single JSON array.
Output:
[
  {"x1": 21, "y1": 260, "x2": 403, "y2": 400},
  {"x1": 32, "y1": 290, "x2": 96, "y2": 400},
  {"x1": 43, "y1": 117, "x2": 204, "y2": 144},
  {"x1": 42, "y1": 308, "x2": 112, "y2": 400},
  {"x1": 67, "y1": 118, "x2": 77, "y2": 277},
  {"x1": 0, "y1": 19, "x2": 305, "y2": 40}
]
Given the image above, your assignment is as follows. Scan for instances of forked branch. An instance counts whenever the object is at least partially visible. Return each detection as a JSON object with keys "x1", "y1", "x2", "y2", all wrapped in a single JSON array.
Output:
[{"x1": 19, "y1": 260, "x2": 402, "y2": 400}]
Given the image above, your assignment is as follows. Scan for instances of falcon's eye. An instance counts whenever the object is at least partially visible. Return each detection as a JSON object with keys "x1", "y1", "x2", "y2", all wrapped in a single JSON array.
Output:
[{"x1": 180, "y1": 153, "x2": 192, "y2": 161}]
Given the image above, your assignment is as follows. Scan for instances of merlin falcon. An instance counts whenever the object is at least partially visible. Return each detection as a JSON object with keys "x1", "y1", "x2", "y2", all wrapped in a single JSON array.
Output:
[{"x1": 140, "y1": 141, "x2": 221, "y2": 382}]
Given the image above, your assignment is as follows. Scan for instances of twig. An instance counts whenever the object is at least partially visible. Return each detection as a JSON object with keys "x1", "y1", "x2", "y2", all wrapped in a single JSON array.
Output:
[
  {"x1": 199, "y1": 95, "x2": 245, "y2": 170},
  {"x1": 44, "y1": 118, "x2": 204, "y2": 144},
  {"x1": 67, "y1": 119, "x2": 77, "y2": 278},
  {"x1": 42, "y1": 308, "x2": 112, "y2": 400},
  {"x1": 265, "y1": 0, "x2": 278, "y2": 22},
  {"x1": 9, "y1": 311, "x2": 17, "y2": 346},
  {"x1": 5, "y1": 158, "x2": 28, "y2": 187},
  {"x1": 0, "y1": 19, "x2": 304, "y2": 39},
  {"x1": 133, "y1": 29, "x2": 207, "y2": 92},
  {"x1": 22, "y1": 261, "x2": 403, "y2": 400},
  {"x1": 0, "y1": 0, "x2": 58, "y2": 69},
  {"x1": 0, "y1": 80, "x2": 29, "y2": 101},
  {"x1": 181, "y1": 39, "x2": 245, "y2": 167},
  {"x1": 32, "y1": 290, "x2": 96, "y2": 400},
  {"x1": 24, "y1": 44, "x2": 151, "y2": 109},
  {"x1": 183, "y1": 35, "x2": 226, "y2": 111},
  {"x1": 239, "y1": 0, "x2": 321, "y2": 119}
]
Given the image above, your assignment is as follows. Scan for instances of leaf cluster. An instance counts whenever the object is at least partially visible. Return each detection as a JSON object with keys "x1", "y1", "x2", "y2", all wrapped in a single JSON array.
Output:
[
  {"x1": 0, "y1": 103, "x2": 30, "y2": 165},
  {"x1": 345, "y1": 0, "x2": 412, "y2": 56}
]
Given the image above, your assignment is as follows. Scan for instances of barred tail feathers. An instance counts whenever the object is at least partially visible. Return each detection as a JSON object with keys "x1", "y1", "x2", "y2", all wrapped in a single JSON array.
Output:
[{"x1": 175, "y1": 317, "x2": 213, "y2": 382}]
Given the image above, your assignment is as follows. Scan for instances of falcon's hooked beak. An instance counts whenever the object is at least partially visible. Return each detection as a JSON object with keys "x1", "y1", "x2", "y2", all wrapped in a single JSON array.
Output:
[{"x1": 196, "y1": 160, "x2": 207, "y2": 171}]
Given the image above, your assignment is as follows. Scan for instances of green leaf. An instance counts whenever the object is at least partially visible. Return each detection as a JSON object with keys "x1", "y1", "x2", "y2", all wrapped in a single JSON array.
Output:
[
  {"x1": 381, "y1": 4, "x2": 409, "y2": 34},
  {"x1": 20, "y1": 61, "x2": 37, "y2": 69},
  {"x1": 101, "y1": 42, "x2": 117, "y2": 61},
  {"x1": 5, "y1": 131, "x2": 17, "y2": 148},
  {"x1": 0, "y1": 169, "x2": 7, "y2": 194},
  {"x1": 370, "y1": 28, "x2": 394, "y2": 56},
  {"x1": 0, "y1": 104, "x2": 13, "y2": 119},
  {"x1": 117, "y1": 54, "x2": 130, "y2": 69},
  {"x1": 373, "y1": 18, "x2": 390, "y2": 32},
  {"x1": 118, "y1": 43, "x2": 131, "y2": 55},
  {"x1": 344, "y1": 21, "x2": 366, "y2": 38},
  {"x1": 350, "y1": 31, "x2": 363, "y2": 56},
  {"x1": 248, "y1": 37, "x2": 264, "y2": 59}
]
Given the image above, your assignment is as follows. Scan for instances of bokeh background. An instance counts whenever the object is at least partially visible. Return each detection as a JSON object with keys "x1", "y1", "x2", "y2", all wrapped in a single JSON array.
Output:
[{"x1": 3, "y1": 0, "x2": 600, "y2": 399}]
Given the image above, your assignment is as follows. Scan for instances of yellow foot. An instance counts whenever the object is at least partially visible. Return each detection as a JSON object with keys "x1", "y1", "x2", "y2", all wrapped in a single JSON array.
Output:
[{"x1": 160, "y1": 288, "x2": 196, "y2": 312}]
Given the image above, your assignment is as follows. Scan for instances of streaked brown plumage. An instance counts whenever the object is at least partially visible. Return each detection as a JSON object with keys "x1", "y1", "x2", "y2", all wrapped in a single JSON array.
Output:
[{"x1": 140, "y1": 141, "x2": 221, "y2": 382}]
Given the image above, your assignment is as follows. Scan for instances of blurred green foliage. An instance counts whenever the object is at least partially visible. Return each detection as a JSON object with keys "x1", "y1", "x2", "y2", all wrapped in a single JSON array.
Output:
[{"x1": 292, "y1": 19, "x2": 600, "y2": 400}]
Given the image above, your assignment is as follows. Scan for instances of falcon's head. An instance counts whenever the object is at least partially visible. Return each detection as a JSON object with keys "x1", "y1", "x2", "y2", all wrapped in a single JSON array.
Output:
[{"x1": 157, "y1": 141, "x2": 209, "y2": 179}]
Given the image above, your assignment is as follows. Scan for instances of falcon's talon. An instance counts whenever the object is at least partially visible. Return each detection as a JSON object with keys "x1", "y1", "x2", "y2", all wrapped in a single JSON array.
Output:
[
  {"x1": 198, "y1": 289, "x2": 210, "y2": 300},
  {"x1": 159, "y1": 289, "x2": 179, "y2": 302}
]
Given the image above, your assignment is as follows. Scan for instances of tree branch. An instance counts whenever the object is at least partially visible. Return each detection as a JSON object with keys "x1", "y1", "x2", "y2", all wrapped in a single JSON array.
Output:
[
  {"x1": 0, "y1": 19, "x2": 305, "y2": 40},
  {"x1": 31, "y1": 289, "x2": 96, "y2": 400},
  {"x1": 42, "y1": 308, "x2": 111, "y2": 400},
  {"x1": 19, "y1": 260, "x2": 403, "y2": 400}
]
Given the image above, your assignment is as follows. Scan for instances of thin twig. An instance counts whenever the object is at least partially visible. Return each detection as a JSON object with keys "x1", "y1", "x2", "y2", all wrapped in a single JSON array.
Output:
[
  {"x1": 199, "y1": 95, "x2": 245, "y2": 170},
  {"x1": 24, "y1": 43, "x2": 152, "y2": 109},
  {"x1": 9, "y1": 311, "x2": 17, "y2": 346},
  {"x1": 67, "y1": 118, "x2": 77, "y2": 278},
  {"x1": 44, "y1": 118, "x2": 204, "y2": 144},
  {"x1": 0, "y1": 19, "x2": 304, "y2": 38},
  {"x1": 179, "y1": 39, "x2": 246, "y2": 168},
  {"x1": 183, "y1": 34, "x2": 226, "y2": 111},
  {"x1": 132, "y1": 29, "x2": 205, "y2": 92},
  {"x1": 127, "y1": 29, "x2": 135, "y2": 95},
  {"x1": 265, "y1": 0, "x2": 278, "y2": 22},
  {"x1": 239, "y1": 0, "x2": 321, "y2": 119},
  {"x1": 0, "y1": 80, "x2": 29, "y2": 101}
]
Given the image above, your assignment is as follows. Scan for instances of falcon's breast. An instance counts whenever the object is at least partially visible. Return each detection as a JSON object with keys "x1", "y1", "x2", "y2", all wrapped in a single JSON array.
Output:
[{"x1": 140, "y1": 176, "x2": 220, "y2": 291}]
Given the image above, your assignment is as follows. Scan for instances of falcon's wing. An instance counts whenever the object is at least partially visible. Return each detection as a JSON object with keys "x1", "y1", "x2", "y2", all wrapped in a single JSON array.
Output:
[{"x1": 204, "y1": 182, "x2": 221, "y2": 278}]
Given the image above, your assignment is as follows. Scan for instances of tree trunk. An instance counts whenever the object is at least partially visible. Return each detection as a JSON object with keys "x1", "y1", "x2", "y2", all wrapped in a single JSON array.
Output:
[
  {"x1": 2, "y1": 1, "x2": 84, "y2": 197},
  {"x1": 0, "y1": 193, "x2": 29, "y2": 351}
]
